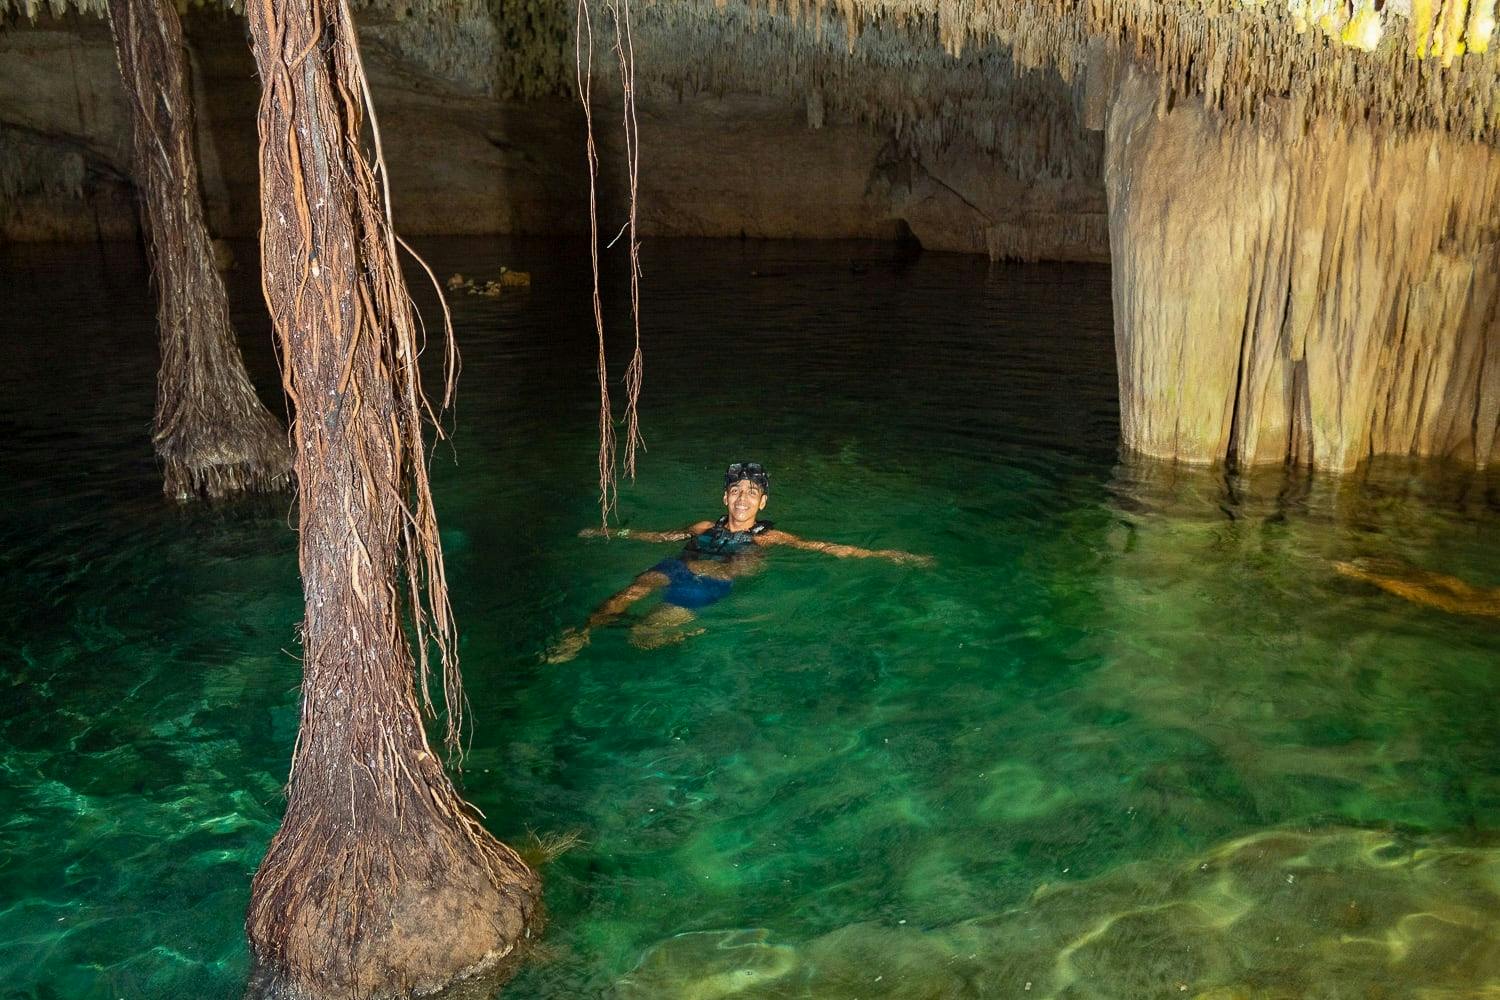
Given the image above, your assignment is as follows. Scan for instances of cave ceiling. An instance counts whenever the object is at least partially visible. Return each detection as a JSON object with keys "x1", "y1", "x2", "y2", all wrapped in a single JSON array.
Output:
[{"x1": 5, "y1": 0, "x2": 1499, "y2": 140}]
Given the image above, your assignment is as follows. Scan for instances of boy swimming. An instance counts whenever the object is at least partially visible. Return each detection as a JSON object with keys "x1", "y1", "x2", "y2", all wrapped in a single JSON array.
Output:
[{"x1": 545, "y1": 461, "x2": 931, "y2": 662}]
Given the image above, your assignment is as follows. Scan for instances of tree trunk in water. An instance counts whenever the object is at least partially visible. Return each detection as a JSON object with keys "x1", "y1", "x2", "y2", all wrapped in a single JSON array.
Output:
[
  {"x1": 241, "y1": 0, "x2": 541, "y2": 996},
  {"x1": 1105, "y1": 62, "x2": 1500, "y2": 472},
  {"x1": 105, "y1": 0, "x2": 292, "y2": 500}
]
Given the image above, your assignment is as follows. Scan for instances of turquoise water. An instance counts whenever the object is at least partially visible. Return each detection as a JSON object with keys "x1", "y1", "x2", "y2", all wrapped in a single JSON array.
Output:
[{"x1": 3, "y1": 239, "x2": 1499, "y2": 999}]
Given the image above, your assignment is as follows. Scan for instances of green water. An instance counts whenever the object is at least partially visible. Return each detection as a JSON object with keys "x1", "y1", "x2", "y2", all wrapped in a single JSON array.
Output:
[{"x1": 3, "y1": 239, "x2": 1498, "y2": 999}]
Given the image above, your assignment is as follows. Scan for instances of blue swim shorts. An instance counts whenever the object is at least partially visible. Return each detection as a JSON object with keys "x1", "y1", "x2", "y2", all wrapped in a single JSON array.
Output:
[{"x1": 653, "y1": 558, "x2": 733, "y2": 609}]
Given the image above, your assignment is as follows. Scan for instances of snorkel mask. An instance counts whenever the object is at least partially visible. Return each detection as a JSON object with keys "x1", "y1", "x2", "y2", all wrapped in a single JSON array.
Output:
[{"x1": 724, "y1": 462, "x2": 770, "y2": 494}]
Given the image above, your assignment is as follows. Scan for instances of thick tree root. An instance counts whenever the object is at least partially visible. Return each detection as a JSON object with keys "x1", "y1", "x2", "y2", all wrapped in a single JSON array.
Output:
[
  {"x1": 107, "y1": 0, "x2": 292, "y2": 503},
  {"x1": 246, "y1": 791, "x2": 542, "y2": 1000},
  {"x1": 156, "y1": 401, "x2": 293, "y2": 500}
]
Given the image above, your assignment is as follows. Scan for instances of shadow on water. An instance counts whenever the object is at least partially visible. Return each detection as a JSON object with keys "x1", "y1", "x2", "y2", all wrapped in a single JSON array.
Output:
[{"x1": 1, "y1": 239, "x2": 1497, "y2": 999}]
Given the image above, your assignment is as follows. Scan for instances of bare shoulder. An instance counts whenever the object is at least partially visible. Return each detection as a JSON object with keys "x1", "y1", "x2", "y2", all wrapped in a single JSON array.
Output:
[
  {"x1": 688, "y1": 520, "x2": 715, "y2": 533},
  {"x1": 756, "y1": 529, "x2": 798, "y2": 546}
]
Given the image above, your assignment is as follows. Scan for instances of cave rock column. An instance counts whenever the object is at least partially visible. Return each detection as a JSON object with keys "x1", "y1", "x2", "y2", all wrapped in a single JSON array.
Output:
[
  {"x1": 241, "y1": 0, "x2": 540, "y2": 996},
  {"x1": 105, "y1": 0, "x2": 292, "y2": 498},
  {"x1": 1105, "y1": 63, "x2": 1500, "y2": 472}
]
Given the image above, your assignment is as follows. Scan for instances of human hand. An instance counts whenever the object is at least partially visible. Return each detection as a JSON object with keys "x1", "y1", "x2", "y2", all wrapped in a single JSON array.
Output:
[
  {"x1": 891, "y1": 551, "x2": 935, "y2": 568},
  {"x1": 579, "y1": 526, "x2": 632, "y2": 539},
  {"x1": 544, "y1": 628, "x2": 590, "y2": 664}
]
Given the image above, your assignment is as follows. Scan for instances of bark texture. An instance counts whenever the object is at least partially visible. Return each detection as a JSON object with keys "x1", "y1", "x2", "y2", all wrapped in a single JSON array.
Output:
[
  {"x1": 105, "y1": 0, "x2": 291, "y2": 499},
  {"x1": 241, "y1": 0, "x2": 540, "y2": 995},
  {"x1": 1106, "y1": 63, "x2": 1500, "y2": 472}
]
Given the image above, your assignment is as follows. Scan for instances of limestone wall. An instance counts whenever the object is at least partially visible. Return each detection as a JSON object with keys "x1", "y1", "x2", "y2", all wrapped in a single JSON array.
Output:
[
  {"x1": 1106, "y1": 64, "x2": 1500, "y2": 471},
  {"x1": 0, "y1": 11, "x2": 1108, "y2": 261},
  {"x1": 0, "y1": 16, "x2": 136, "y2": 240}
]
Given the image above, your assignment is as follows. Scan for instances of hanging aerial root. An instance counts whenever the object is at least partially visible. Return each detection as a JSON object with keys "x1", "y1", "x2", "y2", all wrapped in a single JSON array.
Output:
[
  {"x1": 242, "y1": 0, "x2": 541, "y2": 992},
  {"x1": 104, "y1": 0, "x2": 293, "y2": 502},
  {"x1": 609, "y1": 0, "x2": 647, "y2": 479},
  {"x1": 577, "y1": 0, "x2": 620, "y2": 526},
  {"x1": 155, "y1": 404, "x2": 293, "y2": 500},
  {"x1": 578, "y1": 0, "x2": 650, "y2": 523}
]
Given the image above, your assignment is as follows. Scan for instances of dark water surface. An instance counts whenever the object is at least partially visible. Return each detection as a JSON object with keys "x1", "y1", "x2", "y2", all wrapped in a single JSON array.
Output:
[{"x1": 2, "y1": 238, "x2": 1498, "y2": 998}]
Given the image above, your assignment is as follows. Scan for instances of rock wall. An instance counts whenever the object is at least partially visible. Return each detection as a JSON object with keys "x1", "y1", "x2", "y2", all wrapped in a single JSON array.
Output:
[
  {"x1": 0, "y1": 11, "x2": 1108, "y2": 260},
  {"x1": 0, "y1": 15, "x2": 137, "y2": 240},
  {"x1": 1106, "y1": 63, "x2": 1500, "y2": 471}
]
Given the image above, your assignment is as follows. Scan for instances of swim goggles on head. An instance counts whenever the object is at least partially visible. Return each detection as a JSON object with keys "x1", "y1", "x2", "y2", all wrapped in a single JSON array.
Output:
[{"x1": 724, "y1": 461, "x2": 770, "y2": 494}]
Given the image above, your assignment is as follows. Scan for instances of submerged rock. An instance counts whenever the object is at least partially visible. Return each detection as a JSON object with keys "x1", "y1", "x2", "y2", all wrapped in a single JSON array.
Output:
[{"x1": 617, "y1": 827, "x2": 1500, "y2": 999}]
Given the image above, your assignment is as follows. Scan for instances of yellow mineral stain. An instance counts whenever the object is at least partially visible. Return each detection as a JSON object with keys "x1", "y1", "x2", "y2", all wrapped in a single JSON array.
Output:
[
  {"x1": 1289, "y1": 0, "x2": 1310, "y2": 33},
  {"x1": 1317, "y1": 5, "x2": 1347, "y2": 38},
  {"x1": 1441, "y1": 0, "x2": 1473, "y2": 64},
  {"x1": 1342, "y1": 2, "x2": 1384, "y2": 51},
  {"x1": 1413, "y1": 0, "x2": 1436, "y2": 56},
  {"x1": 1468, "y1": 0, "x2": 1497, "y2": 51}
]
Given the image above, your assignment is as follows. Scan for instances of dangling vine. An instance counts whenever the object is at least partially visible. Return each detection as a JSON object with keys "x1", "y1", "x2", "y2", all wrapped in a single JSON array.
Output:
[
  {"x1": 577, "y1": 0, "x2": 645, "y2": 527},
  {"x1": 610, "y1": 0, "x2": 646, "y2": 482}
]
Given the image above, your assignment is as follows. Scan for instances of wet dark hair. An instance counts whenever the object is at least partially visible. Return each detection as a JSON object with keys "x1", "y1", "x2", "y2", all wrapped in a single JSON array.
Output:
[{"x1": 724, "y1": 461, "x2": 770, "y2": 494}]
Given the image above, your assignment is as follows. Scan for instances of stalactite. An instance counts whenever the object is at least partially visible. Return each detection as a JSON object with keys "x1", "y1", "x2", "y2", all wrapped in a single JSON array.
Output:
[
  {"x1": 570, "y1": 0, "x2": 1500, "y2": 166},
  {"x1": 621, "y1": 0, "x2": 1500, "y2": 144},
  {"x1": 9, "y1": 0, "x2": 1500, "y2": 150},
  {"x1": 0, "y1": 125, "x2": 87, "y2": 200},
  {"x1": 985, "y1": 211, "x2": 1111, "y2": 261},
  {"x1": 610, "y1": 1, "x2": 1102, "y2": 181},
  {"x1": 1106, "y1": 61, "x2": 1500, "y2": 471}
]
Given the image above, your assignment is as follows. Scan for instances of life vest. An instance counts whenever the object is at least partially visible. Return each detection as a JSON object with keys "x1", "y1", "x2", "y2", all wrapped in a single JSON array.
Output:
[{"x1": 684, "y1": 515, "x2": 773, "y2": 560}]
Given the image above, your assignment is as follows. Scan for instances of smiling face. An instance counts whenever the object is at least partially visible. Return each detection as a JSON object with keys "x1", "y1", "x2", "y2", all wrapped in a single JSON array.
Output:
[{"x1": 722, "y1": 478, "x2": 768, "y2": 530}]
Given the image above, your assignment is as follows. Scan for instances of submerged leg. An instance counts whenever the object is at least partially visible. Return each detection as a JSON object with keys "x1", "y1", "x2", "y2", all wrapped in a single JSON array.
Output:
[
  {"x1": 631, "y1": 603, "x2": 705, "y2": 649},
  {"x1": 1334, "y1": 560, "x2": 1500, "y2": 619},
  {"x1": 546, "y1": 570, "x2": 670, "y2": 663}
]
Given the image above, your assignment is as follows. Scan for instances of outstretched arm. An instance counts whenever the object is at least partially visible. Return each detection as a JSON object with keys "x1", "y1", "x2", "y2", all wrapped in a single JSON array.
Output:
[
  {"x1": 578, "y1": 521, "x2": 714, "y2": 543},
  {"x1": 760, "y1": 529, "x2": 933, "y2": 566},
  {"x1": 545, "y1": 569, "x2": 670, "y2": 663}
]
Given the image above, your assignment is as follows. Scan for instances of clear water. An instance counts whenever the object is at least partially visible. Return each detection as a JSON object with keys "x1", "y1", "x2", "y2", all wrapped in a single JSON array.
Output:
[{"x1": 3, "y1": 239, "x2": 1498, "y2": 999}]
